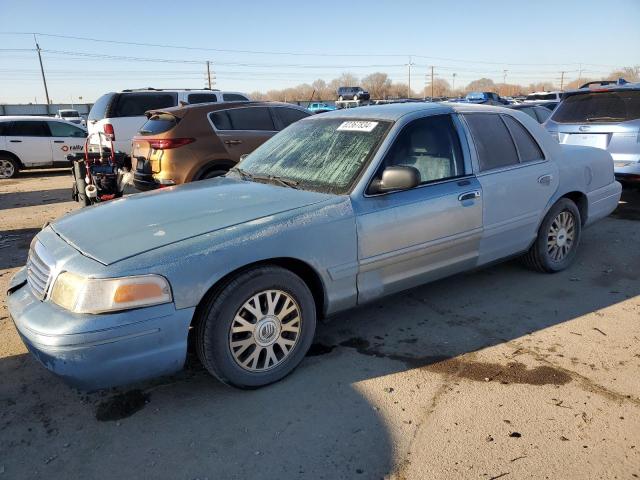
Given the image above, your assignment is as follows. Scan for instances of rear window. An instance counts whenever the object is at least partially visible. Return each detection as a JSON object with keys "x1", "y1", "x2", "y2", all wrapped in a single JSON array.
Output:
[
  {"x1": 59, "y1": 110, "x2": 79, "y2": 118},
  {"x1": 138, "y1": 114, "x2": 179, "y2": 136},
  {"x1": 188, "y1": 93, "x2": 218, "y2": 104},
  {"x1": 526, "y1": 93, "x2": 558, "y2": 101},
  {"x1": 551, "y1": 90, "x2": 640, "y2": 123},
  {"x1": 88, "y1": 93, "x2": 115, "y2": 121},
  {"x1": 222, "y1": 93, "x2": 249, "y2": 102},
  {"x1": 112, "y1": 93, "x2": 177, "y2": 117},
  {"x1": 210, "y1": 107, "x2": 275, "y2": 131},
  {"x1": 502, "y1": 115, "x2": 544, "y2": 162},
  {"x1": 464, "y1": 113, "x2": 519, "y2": 171}
]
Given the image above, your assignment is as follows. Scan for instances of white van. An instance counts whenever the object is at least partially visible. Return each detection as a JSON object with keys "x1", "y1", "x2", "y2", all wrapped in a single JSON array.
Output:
[
  {"x1": 87, "y1": 88, "x2": 250, "y2": 153},
  {"x1": 0, "y1": 116, "x2": 87, "y2": 178}
]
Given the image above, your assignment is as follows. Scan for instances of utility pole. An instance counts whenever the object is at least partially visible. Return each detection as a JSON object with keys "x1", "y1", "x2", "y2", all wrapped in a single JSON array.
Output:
[
  {"x1": 34, "y1": 35, "x2": 50, "y2": 105},
  {"x1": 452, "y1": 73, "x2": 456, "y2": 92},
  {"x1": 206, "y1": 61, "x2": 212, "y2": 89},
  {"x1": 430, "y1": 66, "x2": 435, "y2": 100},
  {"x1": 560, "y1": 71, "x2": 566, "y2": 91},
  {"x1": 577, "y1": 64, "x2": 582, "y2": 86},
  {"x1": 407, "y1": 56, "x2": 414, "y2": 98},
  {"x1": 503, "y1": 69, "x2": 507, "y2": 84}
]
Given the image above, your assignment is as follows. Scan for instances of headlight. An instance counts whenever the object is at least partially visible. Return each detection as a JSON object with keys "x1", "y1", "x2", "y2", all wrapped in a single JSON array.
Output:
[{"x1": 50, "y1": 272, "x2": 172, "y2": 314}]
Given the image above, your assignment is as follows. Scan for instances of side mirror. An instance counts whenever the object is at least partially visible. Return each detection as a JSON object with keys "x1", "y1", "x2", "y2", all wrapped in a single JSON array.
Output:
[{"x1": 370, "y1": 166, "x2": 420, "y2": 194}]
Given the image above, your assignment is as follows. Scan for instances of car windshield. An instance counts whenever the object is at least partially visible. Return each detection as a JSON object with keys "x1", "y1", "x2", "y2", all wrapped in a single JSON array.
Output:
[
  {"x1": 60, "y1": 110, "x2": 79, "y2": 117},
  {"x1": 236, "y1": 118, "x2": 391, "y2": 194},
  {"x1": 551, "y1": 90, "x2": 640, "y2": 123}
]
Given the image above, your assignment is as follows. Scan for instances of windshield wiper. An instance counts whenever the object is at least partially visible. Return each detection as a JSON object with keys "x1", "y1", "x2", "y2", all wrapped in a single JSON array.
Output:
[
  {"x1": 255, "y1": 174, "x2": 300, "y2": 189},
  {"x1": 586, "y1": 116, "x2": 624, "y2": 122},
  {"x1": 229, "y1": 166, "x2": 254, "y2": 181}
]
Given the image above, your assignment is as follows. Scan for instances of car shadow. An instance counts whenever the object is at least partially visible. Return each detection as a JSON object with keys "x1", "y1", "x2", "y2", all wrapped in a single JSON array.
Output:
[
  {"x1": 1, "y1": 213, "x2": 638, "y2": 479},
  {"x1": 610, "y1": 186, "x2": 640, "y2": 221},
  {"x1": 0, "y1": 228, "x2": 40, "y2": 269},
  {"x1": 0, "y1": 188, "x2": 72, "y2": 211}
]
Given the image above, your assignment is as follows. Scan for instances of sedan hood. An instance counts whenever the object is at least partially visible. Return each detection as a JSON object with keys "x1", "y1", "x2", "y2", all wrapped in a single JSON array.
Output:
[{"x1": 51, "y1": 177, "x2": 334, "y2": 265}]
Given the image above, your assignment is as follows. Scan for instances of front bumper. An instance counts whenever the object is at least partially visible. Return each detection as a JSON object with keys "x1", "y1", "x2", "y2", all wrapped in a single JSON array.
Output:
[{"x1": 7, "y1": 268, "x2": 195, "y2": 391}]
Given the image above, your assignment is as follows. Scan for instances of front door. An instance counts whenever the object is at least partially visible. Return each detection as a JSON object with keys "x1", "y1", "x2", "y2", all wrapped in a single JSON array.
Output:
[
  {"x1": 5, "y1": 120, "x2": 52, "y2": 167},
  {"x1": 353, "y1": 114, "x2": 483, "y2": 303}
]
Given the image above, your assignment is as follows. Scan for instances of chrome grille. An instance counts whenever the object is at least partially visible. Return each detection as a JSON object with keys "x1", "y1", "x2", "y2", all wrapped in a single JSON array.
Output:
[{"x1": 26, "y1": 243, "x2": 52, "y2": 300}]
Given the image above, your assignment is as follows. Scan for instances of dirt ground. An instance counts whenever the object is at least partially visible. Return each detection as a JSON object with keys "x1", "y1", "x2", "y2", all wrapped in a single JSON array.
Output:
[{"x1": 1, "y1": 169, "x2": 639, "y2": 480}]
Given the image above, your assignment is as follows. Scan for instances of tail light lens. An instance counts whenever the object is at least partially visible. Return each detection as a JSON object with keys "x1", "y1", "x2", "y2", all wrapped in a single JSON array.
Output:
[
  {"x1": 148, "y1": 138, "x2": 195, "y2": 150},
  {"x1": 103, "y1": 123, "x2": 115, "y2": 140}
]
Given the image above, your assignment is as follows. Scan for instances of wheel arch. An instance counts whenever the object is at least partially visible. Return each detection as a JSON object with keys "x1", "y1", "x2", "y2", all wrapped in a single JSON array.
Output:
[
  {"x1": 191, "y1": 257, "x2": 327, "y2": 329},
  {"x1": 0, "y1": 150, "x2": 23, "y2": 168},
  {"x1": 193, "y1": 158, "x2": 237, "y2": 181},
  {"x1": 559, "y1": 190, "x2": 588, "y2": 226}
]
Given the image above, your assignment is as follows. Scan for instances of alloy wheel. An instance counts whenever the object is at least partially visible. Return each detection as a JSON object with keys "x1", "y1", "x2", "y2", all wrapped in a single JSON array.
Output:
[
  {"x1": 229, "y1": 289, "x2": 302, "y2": 372},
  {"x1": 0, "y1": 159, "x2": 15, "y2": 179},
  {"x1": 547, "y1": 210, "x2": 576, "y2": 262}
]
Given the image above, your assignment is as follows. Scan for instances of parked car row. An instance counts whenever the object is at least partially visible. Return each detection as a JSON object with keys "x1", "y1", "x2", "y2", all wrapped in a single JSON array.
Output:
[{"x1": 7, "y1": 100, "x2": 622, "y2": 391}]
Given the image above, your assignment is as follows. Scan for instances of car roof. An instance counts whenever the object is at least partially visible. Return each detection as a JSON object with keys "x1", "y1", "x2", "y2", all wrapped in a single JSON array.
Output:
[
  {"x1": 563, "y1": 81, "x2": 640, "y2": 96},
  {"x1": 148, "y1": 101, "x2": 307, "y2": 118},
  {"x1": 0, "y1": 116, "x2": 67, "y2": 122},
  {"x1": 317, "y1": 101, "x2": 510, "y2": 121}
]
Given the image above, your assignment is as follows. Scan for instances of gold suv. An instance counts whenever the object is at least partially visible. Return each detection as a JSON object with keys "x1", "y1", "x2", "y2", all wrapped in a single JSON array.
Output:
[{"x1": 132, "y1": 101, "x2": 310, "y2": 190}]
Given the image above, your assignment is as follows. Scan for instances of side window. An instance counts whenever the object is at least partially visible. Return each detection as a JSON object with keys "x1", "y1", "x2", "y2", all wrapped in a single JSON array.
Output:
[
  {"x1": 0, "y1": 122, "x2": 9, "y2": 136},
  {"x1": 520, "y1": 107, "x2": 537, "y2": 120},
  {"x1": 464, "y1": 113, "x2": 519, "y2": 171},
  {"x1": 226, "y1": 107, "x2": 276, "y2": 131},
  {"x1": 9, "y1": 121, "x2": 50, "y2": 137},
  {"x1": 534, "y1": 107, "x2": 551, "y2": 123},
  {"x1": 381, "y1": 115, "x2": 466, "y2": 184},
  {"x1": 501, "y1": 115, "x2": 545, "y2": 162},
  {"x1": 113, "y1": 93, "x2": 177, "y2": 117},
  {"x1": 272, "y1": 107, "x2": 309, "y2": 130},
  {"x1": 188, "y1": 93, "x2": 218, "y2": 104},
  {"x1": 48, "y1": 121, "x2": 86, "y2": 138},
  {"x1": 209, "y1": 111, "x2": 232, "y2": 130},
  {"x1": 222, "y1": 93, "x2": 249, "y2": 102}
]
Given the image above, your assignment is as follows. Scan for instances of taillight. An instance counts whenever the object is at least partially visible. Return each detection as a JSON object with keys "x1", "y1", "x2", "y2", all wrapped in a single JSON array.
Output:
[
  {"x1": 148, "y1": 138, "x2": 195, "y2": 150},
  {"x1": 103, "y1": 123, "x2": 115, "y2": 140}
]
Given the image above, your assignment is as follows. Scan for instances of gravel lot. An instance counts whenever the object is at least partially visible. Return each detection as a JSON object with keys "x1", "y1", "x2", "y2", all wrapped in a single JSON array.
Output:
[{"x1": 1, "y1": 169, "x2": 639, "y2": 480}]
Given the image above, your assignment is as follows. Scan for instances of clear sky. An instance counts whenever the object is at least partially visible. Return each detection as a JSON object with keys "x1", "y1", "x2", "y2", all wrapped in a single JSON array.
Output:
[{"x1": 1, "y1": 0, "x2": 639, "y2": 103}]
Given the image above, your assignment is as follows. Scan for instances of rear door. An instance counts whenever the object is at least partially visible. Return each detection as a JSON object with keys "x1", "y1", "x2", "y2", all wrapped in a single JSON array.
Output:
[
  {"x1": 463, "y1": 112, "x2": 558, "y2": 264},
  {"x1": 47, "y1": 120, "x2": 86, "y2": 163},
  {"x1": 209, "y1": 106, "x2": 277, "y2": 161},
  {"x1": 5, "y1": 120, "x2": 52, "y2": 167}
]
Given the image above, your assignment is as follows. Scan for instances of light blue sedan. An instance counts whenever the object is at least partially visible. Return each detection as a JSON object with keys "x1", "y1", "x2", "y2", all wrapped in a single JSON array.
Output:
[{"x1": 7, "y1": 103, "x2": 621, "y2": 390}]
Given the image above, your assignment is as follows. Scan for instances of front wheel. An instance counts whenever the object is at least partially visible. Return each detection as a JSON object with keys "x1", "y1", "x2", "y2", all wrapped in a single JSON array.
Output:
[
  {"x1": 195, "y1": 266, "x2": 317, "y2": 388},
  {"x1": 521, "y1": 198, "x2": 581, "y2": 273}
]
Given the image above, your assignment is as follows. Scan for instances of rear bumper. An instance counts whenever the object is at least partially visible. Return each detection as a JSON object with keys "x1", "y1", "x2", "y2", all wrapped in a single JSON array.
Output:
[
  {"x1": 7, "y1": 268, "x2": 195, "y2": 391},
  {"x1": 585, "y1": 181, "x2": 622, "y2": 226},
  {"x1": 133, "y1": 171, "x2": 160, "y2": 191}
]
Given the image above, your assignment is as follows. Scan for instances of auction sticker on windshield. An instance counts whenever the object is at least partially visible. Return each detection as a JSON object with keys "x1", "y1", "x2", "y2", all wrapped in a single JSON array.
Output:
[{"x1": 337, "y1": 121, "x2": 379, "y2": 132}]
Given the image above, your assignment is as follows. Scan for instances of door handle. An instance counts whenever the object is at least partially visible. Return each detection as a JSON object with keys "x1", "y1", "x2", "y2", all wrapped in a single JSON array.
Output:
[
  {"x1": 9, "y1": 140, "x2": 22, "y2": 143},
  {"x1": 224, "y1": 140, "x2": 242, "y2": 145},
  {"x1": 538, "y1": 174, "x2": 553, "y2": 185},
  {"x1": 54, "y1": 140, "x2": 64, "y2": 143},
  {"x1": 458, "y1": 190, "x2": 480, "y2": 202}
]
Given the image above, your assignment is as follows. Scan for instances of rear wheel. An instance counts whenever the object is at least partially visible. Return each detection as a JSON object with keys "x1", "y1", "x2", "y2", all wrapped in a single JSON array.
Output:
[
  {"x1": 0, "y1": 156, "x2": 19, "y2": 179},
  {"x1": 201, "y1": 168, "x2": 228, "y2": 180},
  {"x1": 196, "y1": 266, "x2": 316, "y2": 388},
  {"x1": 521, "y1": 198, "x2": 581, "y2": 273}
]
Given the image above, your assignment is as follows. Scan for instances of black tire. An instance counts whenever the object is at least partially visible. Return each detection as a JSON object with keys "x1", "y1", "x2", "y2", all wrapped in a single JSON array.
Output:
[
  {"x1": 0, "y1": 155, "x2": 19, "y2": 179},
  {"x1": 195, "y1": 266, "x2": 317, "y2": 388},
  {"x1": 200, "y1": 168, "x2": 228, "y2": 180},
  {"x1": 521, "y1": 198, "x2": 582, "y2": 273},
  {"x1": 72, "y1": 161, "x2": 90, "y2": 206}
]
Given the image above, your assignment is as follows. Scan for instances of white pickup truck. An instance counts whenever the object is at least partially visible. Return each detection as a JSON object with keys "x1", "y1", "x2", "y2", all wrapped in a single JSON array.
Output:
[{"x1": 0, "y1": 116, "x2": 86, "y2": 178}]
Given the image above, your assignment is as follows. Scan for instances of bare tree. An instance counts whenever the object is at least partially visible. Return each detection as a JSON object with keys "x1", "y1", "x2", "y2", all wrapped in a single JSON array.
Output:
[
  {"x1": 362, "y1": 72, "x2": 392, "y2": 99},
  {"x1": 465, "y1": 78, "x2": 496, "y2": 93}
]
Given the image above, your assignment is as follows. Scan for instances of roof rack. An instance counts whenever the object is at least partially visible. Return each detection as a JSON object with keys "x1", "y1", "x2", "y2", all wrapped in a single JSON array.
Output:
[
  {"x1": 120, "y1": 87, "x2": 221, "y2": 92},
  {"x1": 579, "y1": 78, "x2": 628, "y2": 89}
]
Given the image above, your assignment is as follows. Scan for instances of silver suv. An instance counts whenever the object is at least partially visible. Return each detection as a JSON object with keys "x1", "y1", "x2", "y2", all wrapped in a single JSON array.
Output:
[{"x1": 545, "y1": 80, "x2": 640, "y2": 186}]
